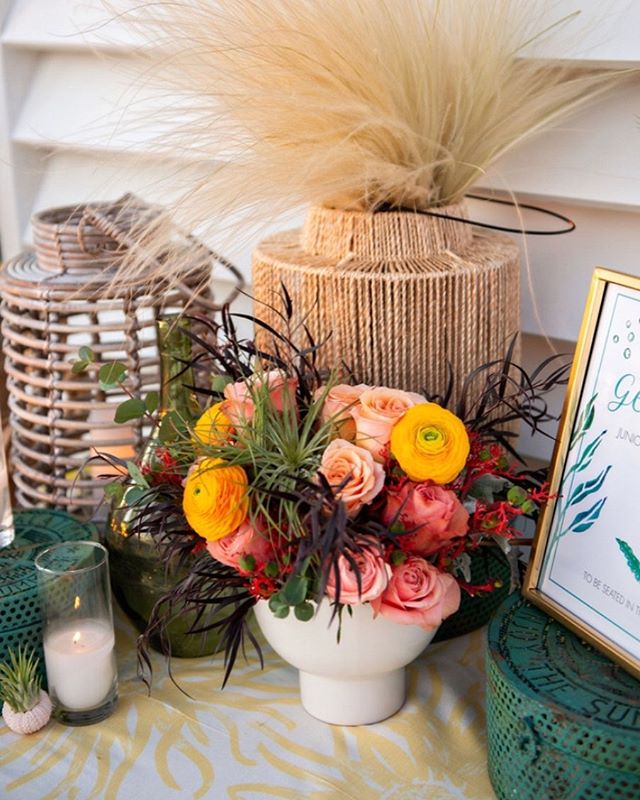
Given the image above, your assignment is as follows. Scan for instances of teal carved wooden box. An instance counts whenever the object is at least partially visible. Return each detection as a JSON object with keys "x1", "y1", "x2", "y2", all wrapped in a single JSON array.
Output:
[
  {"x1": 486, "y1": 593, "x2": 640, "y2": 800},
  {"x1": 0, "y1": 509, "x2": 96, "y2": 678}
]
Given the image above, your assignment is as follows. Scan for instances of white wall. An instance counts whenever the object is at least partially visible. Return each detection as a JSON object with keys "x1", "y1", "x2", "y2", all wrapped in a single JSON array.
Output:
[{"x1": 1, "y1": 0, "x2": 639, "y2": 460}]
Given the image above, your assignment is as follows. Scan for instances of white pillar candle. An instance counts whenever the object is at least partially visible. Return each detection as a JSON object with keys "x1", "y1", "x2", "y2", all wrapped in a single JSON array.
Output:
[{"x1": 43, "y1": 620, "x2": 116, "y2": 711}]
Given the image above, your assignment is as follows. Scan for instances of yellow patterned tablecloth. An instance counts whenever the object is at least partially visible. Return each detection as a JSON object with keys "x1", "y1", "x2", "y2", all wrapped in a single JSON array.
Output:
[{"x1": 1, "y1": 605, "x2": 495, "y2": 800}]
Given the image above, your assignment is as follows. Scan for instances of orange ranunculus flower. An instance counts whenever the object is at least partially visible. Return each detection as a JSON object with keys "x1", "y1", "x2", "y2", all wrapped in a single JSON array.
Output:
[
  {"x1": 193, "y1": 402, "x2": 233, "y2": 446},
  {"x1": 182, "y1": 458, "x2": 248, "y2": 541},
  {"x1": 390, "y1": 403, "x2": 470, "y2": 484}
]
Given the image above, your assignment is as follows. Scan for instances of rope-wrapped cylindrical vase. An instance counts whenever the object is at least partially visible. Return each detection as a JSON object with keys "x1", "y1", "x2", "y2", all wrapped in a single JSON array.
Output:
[{"x1": 253, "y1": 203, "x2": 520, "y2": 400}]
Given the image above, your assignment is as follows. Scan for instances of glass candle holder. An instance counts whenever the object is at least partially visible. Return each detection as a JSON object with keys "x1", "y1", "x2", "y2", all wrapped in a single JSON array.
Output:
[{"x1": 35, "y1": 541, "x2": 118, "y2": 725}]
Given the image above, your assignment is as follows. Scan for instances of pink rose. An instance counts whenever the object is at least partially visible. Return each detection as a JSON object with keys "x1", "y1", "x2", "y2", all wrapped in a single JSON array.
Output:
[
  {"x1": 326, "y1": 540, "x2": 391, "y2": 604},
  {"x1": 315, "y1": 383, "x2": 370, "y2": 439},
  {"x1": 223, "y1": 370, "x2": 298, "y2": 425},
  {"x1": 206, "y1": 520, "x2": 274, "y2": 569},
  {"x1": 382, "y1": 482, "x2": 469, "y2": 555},
  {"x1": 352, "y1": 387, "x2": 426, "y2": 461},
  {"x1": 318, "y1": 439, "x2": 385, "y2": 516},
  {"x1": 371, "y1": 557, "x2": 461, "y2": 630}
]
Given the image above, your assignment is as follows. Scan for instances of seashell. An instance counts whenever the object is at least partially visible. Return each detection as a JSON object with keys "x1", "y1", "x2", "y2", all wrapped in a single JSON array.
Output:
[{"x1": 2, "y1": 690, "x2": 52, "y2": 734}]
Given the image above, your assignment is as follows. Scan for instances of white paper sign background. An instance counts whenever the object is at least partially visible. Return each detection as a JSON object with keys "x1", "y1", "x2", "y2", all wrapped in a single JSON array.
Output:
[{"x1": 540, "y1": 284, "x2": 640, "y2": 660}]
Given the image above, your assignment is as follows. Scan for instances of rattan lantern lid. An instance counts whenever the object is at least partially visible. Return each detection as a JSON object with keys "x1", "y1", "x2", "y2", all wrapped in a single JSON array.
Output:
[{"x1": 31, "y1": 197, "x2": 151, "y2": 276}]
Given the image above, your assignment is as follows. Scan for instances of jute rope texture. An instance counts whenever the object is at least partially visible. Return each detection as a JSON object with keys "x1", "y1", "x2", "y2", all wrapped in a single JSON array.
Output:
[{"x1": 253, "y1": 202, "x2": 520, "y2": 404}]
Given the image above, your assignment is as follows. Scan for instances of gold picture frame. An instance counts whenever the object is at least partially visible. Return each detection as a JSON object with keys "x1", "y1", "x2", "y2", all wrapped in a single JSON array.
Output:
[{"x1": 524, "y1": 267, "x2": 640, "y2": 681}]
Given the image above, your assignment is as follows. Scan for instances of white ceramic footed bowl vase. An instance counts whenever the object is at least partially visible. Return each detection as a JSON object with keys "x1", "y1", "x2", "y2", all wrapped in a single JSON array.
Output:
[{"x1": 253, "y1": 600, "x2": 437, "y2": 725}]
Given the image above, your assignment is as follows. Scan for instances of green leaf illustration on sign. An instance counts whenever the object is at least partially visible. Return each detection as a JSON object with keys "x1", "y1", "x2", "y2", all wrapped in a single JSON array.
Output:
[
  {"x1": 568, "y1": 465, "x2": 611, "y2": 508},
  {"x1": 541, "y1": 393, "x2": 611, "y2": 584},
  {"x1": 616, "y1": 538, "x2": 640, "y2": 583}
]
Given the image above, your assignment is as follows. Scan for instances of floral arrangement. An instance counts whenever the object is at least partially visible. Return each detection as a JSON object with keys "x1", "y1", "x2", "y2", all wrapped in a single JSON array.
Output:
[{"x1": 102, "y1": 303, "x2": 565, "y2": 684}]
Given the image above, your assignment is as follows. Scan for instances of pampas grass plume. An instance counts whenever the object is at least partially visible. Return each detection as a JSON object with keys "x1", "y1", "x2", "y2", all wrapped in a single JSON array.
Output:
[{"x1": 112, "y1": 0, "x2": 625, "y2": 285}]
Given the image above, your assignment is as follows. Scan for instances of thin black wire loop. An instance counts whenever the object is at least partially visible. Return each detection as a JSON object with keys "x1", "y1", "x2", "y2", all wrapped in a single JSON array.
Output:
[{"x1": 376, "y1": 193, "x2": 576, "y2": 236}]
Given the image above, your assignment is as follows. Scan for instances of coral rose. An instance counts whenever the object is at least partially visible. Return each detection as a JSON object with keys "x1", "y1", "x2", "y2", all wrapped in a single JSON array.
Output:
[
  {"x1": 223, "y1": 370, "x2": 298, "y2": 425},
  {"x1": 352, "y1": 387, "x2": 426, "y2": 461},
  {"x1": 390, "y1": 403, "x2": 470, "y2": 483},
  {"x1": 183, "y1": 458, "x2": 248, "y2": 541},
  {"x1": 207, "y1": 520, "x2": 273, "y2": 569},
  {"x1": 193, "y1": 401, "x2": 233, "y2": 446},
  {"x1": 318, "y1": 439, "x2": 385, "y2": 516},
  {"x1": 382, "y1": 482, "x2": 469, "y2": 555},
  {"x1": 315, "y1": 383, "x2": 369, "y2": 439},
  {"x1": 370, "y1": 557, "x2": 461, "y2": 630},
  {"x1": 325, "y1": 539, "x2": 391, "y2": 604}
]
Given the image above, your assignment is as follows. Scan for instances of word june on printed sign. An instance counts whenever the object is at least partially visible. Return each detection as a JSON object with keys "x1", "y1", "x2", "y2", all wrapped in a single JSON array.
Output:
[{"x1": 525, "y1": 267, "x2": 640, "y2": 681}]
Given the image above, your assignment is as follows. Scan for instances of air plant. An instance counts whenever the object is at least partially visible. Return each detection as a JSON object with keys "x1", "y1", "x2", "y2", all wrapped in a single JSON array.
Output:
[{"x1": 0, "y1": 647, "x2": 51, "y2": 735}]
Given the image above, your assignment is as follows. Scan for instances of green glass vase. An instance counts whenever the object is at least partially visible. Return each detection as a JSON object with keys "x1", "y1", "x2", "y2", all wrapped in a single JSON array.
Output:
[{"x1": 106, "y1": 317, "x2": 220, "y2": 658}]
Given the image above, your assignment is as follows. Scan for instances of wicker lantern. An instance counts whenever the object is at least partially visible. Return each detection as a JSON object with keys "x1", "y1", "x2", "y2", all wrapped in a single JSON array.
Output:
[
  {"x1": 0, "y1": 197, "x2": 241, "y2": 513},
  {"x1": 253, "y1": 203, "x2": 520, "y2": 400}
]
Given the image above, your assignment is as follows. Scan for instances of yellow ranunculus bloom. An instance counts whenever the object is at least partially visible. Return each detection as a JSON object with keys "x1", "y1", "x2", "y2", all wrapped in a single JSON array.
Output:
[
  {"x1": 193, "y1": 402, "x2": 233, "y2": 447},
  {"x1": 390, "y1": 403, "x2": 469, "y2": 484},
  {"x1": 182, "y1": 458, "x2": 248, "y2": 541}
]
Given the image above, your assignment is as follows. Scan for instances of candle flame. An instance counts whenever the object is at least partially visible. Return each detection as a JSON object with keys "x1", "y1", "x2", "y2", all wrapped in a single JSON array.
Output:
[
  {"x1": 74, "y1": 596, "x2": 81, "y2": 610},
  {"x1": 72, "y1": 631, "x2": 81, "y2": 645}
]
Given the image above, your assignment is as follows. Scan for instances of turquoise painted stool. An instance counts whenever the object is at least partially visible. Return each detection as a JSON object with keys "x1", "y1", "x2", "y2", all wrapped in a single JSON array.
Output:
[
  {"x1": 487, "y1": 593, "x2": 640, "y2": 799},
  {"x1": 0, "y1": 509, "x2": 97, "y2": 681}
]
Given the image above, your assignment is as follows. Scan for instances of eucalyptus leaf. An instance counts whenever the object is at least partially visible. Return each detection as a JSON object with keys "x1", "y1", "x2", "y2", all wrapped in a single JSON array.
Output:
[
  {"x1": 239, "y1": 554, "x2": 256, "y2": 572},
  {"x1": 282, "y1": 575, "x2": 308, "y2": 606},
  {"x1": 103, "y1": 481, "x2": 125, "y2": 503},
  {"x1": 114, "y1": 398, "x2": 146, "y2": 423},
  {"x1": 468, "y1": 474, "x2": 509, "y2": 503},
  {"x1": 78, "y1": 345, "x2": 96, "y2": 363},
  {"x1": 211, "y1": 374, "x2": 233, "y2": 393},
  {"x1": 294, "y1": 602, "x2": 315, "y2": 622},
  {"x1": 264, "y1": 561, "x2": 279, "y2": 578},
  {"x1": 507, "y1": 486, "x2": 528, "y2": 507},
  {"x1": 124, "y1": 486, "x2": 148, "y2": 506},
  {"x1": 158, "y1": 410, "x2": 187, "y2": 443},
  {"x1": 71, "y1": 360, "x2": 89, "y2": 374},
  {"x1": 268, "y1": 593, "x2": 286, "y2": 613},
  {"x1": 103, "y1": 481, "x2": 122, "y2": 497},
  {"x1": 144, "y1": 391, "x2": 159, "y2": 414},
  {"x1": 126, "y1": 460, "x2": 149, "y2": 488},
  {"x1": 98, "y1": 362, "x2": 127, "y2": 389}
]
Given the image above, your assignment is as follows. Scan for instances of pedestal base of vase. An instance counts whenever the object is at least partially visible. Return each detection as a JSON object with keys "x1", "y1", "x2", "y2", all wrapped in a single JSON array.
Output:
[
  {"x1": 254, "y1": 599, "x2": 436, "y2": 726},
  {"x1": 299, "y1": 668, "x2": 405, "y2": 725}
]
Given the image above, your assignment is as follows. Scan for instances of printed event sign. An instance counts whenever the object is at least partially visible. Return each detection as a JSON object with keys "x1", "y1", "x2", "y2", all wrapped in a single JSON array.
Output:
[{"x1": 525, "y1": 268, "x2": 640, "y2": 680}]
